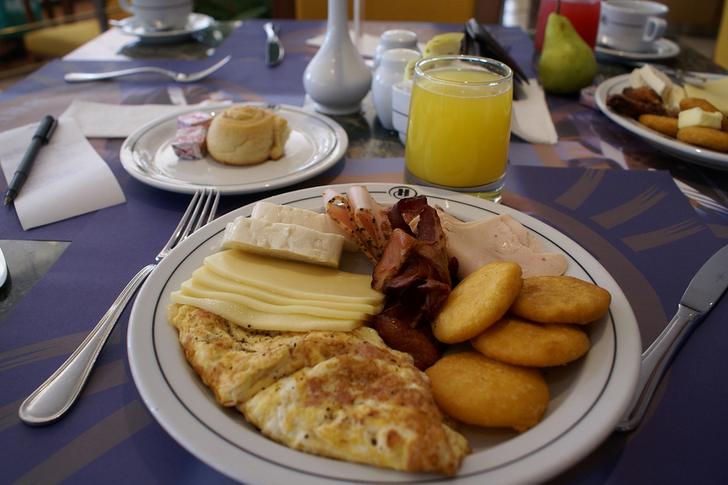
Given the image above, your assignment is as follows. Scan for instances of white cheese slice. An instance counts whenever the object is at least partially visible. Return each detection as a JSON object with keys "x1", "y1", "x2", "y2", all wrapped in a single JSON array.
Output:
[
  {"x1": 204, "y1": 250, "x2": 385, "y2": 305},
  {"x1": 221, "y1": 216, "x2": 345, "y2": 267},
  {"x1": 665, "y1": 84, "x2": 686, "y2": 112},
  {"x1": 629, "y1": 64, "x2": 674, "y2": 99},
  {"x1": 677, "y1": 107, "x2": 722, "y2": 129},
  {"x1": 251, "y1": 201, "x2": 358, "y2": 251}
]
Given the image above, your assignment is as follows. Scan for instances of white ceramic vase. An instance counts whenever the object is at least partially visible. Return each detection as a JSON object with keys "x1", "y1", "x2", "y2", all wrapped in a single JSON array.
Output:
[{"x1": 302, "y1": 0, "x2": 372, "y2": 115}]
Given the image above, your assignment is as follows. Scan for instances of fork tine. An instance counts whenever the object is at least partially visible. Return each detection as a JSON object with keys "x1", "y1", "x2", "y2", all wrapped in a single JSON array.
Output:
[
  {"x1": 167, "y1": 190, "x2": 202, "y2": 249},
  {"x1": 193, "y1": 188, "x2": 220, "y2": 232}
]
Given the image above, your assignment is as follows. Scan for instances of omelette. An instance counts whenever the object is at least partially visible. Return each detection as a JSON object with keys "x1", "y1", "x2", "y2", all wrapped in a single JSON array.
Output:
[{"x1": 167, "y1": 304, "x2": 470, "y2": 475}]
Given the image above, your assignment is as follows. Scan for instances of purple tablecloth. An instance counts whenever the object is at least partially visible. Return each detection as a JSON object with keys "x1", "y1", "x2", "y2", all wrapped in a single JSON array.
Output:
[{"x1": 2, "y1": 19, "x2": 728, "y2": 485}]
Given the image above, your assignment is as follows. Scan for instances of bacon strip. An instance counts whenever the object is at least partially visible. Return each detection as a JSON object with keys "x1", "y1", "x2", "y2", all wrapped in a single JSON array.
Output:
[{"x1": 371, "y1": 196, "x2": 456, "y2": 370}]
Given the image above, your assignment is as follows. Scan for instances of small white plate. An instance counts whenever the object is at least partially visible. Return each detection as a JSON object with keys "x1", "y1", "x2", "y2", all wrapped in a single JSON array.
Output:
[
  {"x1": 127, "y1": 183, "x2": 641, "y2": 485},
  {"x1": 595, "y1": 73, "x2": 728, "y2": 170},
  {"x1": 120, "y1": 103, "x2": 348, "y2": 195},
  {"x1": 595, "y1": 38, "x2": 681, "y2": 63},
  {"x1": 116, "y1": 13, "x2": 214, "y2": 44}
]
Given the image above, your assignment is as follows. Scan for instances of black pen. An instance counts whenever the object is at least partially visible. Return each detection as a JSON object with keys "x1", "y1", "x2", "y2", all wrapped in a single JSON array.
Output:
[{"x1": 4, "y1": 115, "x2": 57, "y2": 206}]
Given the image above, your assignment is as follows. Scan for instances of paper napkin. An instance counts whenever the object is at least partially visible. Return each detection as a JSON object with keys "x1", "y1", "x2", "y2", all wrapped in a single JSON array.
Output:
[
  {"x1": 60, "y1": 100, "x2": 231, "y2": 138},
  {"x1": 511, "y1": 79, "x2": 559, "y2": 145},
  {"x1": 0, "y1": 119, "x2": 126, "y2": 230}
]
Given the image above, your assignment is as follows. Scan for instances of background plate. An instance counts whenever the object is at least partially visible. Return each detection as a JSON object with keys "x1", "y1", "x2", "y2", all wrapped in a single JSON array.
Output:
[
  {"x1": 595, "y1": 38, "x2": 680, "y2": 62},
  {"x1": 117, "y1": 13, "x2": 214, "y2": 44},
  {"x1": 595, "y1": 73, "x2": 728, "y2": 170},
  {"x1": 127, "y1": 183, "x2": 641, "y2": 485},
  {"x1": 120, "y1": 103, "x2": 348, "y2": 194}
]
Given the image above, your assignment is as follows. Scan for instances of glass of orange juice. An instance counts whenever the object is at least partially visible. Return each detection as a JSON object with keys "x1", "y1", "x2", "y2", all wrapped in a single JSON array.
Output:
[{"x1": 404, "y1": 56, "x2": 513, "y2": 202}]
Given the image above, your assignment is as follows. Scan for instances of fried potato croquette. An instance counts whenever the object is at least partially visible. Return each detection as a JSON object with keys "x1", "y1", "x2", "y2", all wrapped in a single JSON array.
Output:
[
  {"x1": 638, "y1": 114, "x2": 679, "y2": 138},
  {"x1": 432, "y1": 261, "x2": 522, "y2": 344},
  {"x1": 679, "y1": 97, "x2": 728, "y2": 131},
  {"x1": 425, "y1": 352, "x2": 549, "y2": 433},
  {"x1": 471, "y1": 314, "x2": 590, "y2": 367},
  {"x1": 677, "y1": 125, "x2": 728, "y2": 152},
  {"x1": 509, "y1": 275, "x2": 611, "y2": 325}
]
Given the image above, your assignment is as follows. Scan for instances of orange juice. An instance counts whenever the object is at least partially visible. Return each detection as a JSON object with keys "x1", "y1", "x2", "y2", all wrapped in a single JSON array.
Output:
[{"x1": 405, "y1": 60, "x2": 512, "y2": 197}]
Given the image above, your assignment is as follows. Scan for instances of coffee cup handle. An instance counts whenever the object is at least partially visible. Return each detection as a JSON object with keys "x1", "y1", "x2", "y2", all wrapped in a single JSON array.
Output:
[
  {"x1": 117, "y1": 0, "x2": 134, "y2": 14},
  {"x1": 643, "y1": 17, "x2": 667, "y2": 43}
]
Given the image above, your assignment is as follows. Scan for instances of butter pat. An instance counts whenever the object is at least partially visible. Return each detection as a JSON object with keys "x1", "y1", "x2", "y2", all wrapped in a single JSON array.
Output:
[
  {"x1": 629, "y1": 64, "x2": 674, "y2": 99},
  {"x1": 665, "y1": 84, "x2": 686, "y2": 112},
  {"x1": 678, "y1": 107, "x2": 723, "y2": 129},
  {"x1": 221, "y1": 216, "x2": 345, "y2": 267}
]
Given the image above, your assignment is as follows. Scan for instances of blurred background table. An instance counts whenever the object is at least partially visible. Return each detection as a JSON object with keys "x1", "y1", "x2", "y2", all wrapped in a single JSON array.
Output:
[{"x1": 2, "y1": 12, "x2": 728, "y2": 485}]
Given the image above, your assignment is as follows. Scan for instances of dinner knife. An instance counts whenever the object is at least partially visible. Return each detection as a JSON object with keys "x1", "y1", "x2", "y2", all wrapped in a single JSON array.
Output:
[
  {"x1": 616, "y1": 243, "x2": 728, "y2": 431},
  {"x1": 264, "y1": 22, "x2": 284, "y2": 67}
]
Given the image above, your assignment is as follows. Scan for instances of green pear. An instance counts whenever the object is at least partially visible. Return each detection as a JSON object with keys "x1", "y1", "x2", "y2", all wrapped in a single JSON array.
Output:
[{"x1": 538, "y1": 12, "x2": 597, "y2": 94}]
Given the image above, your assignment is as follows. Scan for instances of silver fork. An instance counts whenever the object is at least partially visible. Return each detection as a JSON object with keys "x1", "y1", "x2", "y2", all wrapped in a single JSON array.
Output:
[
  {"x1": 18, "y1": 188, "x2": 221, "y2": 426},
  {"x1": 64, "y1": 55, "x2": 231, "y2": 83}
]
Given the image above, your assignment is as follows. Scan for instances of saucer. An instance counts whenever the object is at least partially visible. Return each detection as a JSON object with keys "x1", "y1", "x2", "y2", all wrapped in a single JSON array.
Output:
[
  {"x1": 594, "y1": 38, "x2": 681, "y2": 63},
  {"x1": 116, "y1": 13, "x2": 214, "y2": 44}
]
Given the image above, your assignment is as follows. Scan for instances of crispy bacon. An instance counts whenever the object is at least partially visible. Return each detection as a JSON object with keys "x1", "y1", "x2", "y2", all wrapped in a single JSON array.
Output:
[{"x1": 371, "y1": 196, "x2": 457, "y2": 370}]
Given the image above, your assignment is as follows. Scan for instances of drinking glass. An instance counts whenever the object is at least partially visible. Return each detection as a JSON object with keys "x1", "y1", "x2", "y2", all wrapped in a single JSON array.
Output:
[{"x1": 404, "y1": 56, "x2": 513, "y2": 202}]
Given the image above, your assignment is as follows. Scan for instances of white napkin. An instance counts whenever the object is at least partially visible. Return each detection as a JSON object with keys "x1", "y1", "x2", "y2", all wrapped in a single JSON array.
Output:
[
  {"x1": 511, "y1": 79, "x2": 559, "y2": 145},
  {"x1": 60, "y1": 100, "x2": 231, "y2": 138},
  {"x1": 0, "y1": 119, "x2": 126, "y2": 230}
]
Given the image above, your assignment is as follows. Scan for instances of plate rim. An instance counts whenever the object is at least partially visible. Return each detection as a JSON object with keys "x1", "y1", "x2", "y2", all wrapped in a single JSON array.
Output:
[
  {"x1": 595, "y1": 73, "x2": 728, "y2": 170},
  {"x1": 127, "y1": 183, "x2": 641, "y2": 484},
  {"x1": 119, "y1": 103, "x2": 349, "y2": 195},
  {"x1": 594, "y1": 38, "x2": 680, "y2": 61}
]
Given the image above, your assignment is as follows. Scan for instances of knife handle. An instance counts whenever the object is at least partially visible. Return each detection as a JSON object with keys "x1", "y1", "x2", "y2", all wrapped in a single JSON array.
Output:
[{"x1": 616, "y1": 304, "x2": 701, "y2": 431}]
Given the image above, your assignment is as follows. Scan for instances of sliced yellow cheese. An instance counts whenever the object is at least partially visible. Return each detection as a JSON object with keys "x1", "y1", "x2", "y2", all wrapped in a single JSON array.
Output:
[
  {"x1": 186, "y1": 267, "x2": 382, "y2": 318},
  {"x1": 221, "y1": 216, "x2": 345, "y2": 267},
  {"x1": 169, "y1": 292, "x2": 364, "y2": 331},
  {"x1": 684, "y1": 79, "x2": 728, "y2": 115},
  {"x1": 204, "y1": 250, "x2": 385, "y2": 306},
  {"x1": 678, "y1": 107, "x2": 722, "y2": 129}
]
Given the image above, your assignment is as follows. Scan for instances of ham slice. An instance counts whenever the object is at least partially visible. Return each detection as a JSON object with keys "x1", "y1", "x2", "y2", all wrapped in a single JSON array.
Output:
[{"x1": 436, "y1": 210, "x2": 568, "y2": 281}]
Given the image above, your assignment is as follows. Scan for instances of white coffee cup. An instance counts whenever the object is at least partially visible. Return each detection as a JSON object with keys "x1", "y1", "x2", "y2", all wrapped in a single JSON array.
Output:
[
  {"x1": 597, "y1": 1, "x2": 668, "y2": 52},
  {"x1": 118, "y1": 0, "x2": 193, "y2": 31}
]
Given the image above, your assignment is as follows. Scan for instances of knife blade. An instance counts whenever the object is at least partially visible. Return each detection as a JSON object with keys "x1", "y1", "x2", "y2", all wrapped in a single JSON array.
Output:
[
  {"x1": 264, "y1": 22, "x2": 284, "y2": 67},
  {"x1": 616, "y1": 244, "x2": 728, "y2": 431}
]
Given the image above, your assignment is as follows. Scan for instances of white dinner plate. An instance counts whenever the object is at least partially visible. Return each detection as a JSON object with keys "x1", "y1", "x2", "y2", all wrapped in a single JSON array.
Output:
[
  {"x1": 595, "y1": 73, "x2": 728, "y2": 170},
  {"x1": 127, "y1": 183, "x2": 641, "y2": 485},
  {"x1": 116, "y1": 13, "x2": 214, "y2": 44},
  {"x1": 120, "y1": 103, "x2": 348, "y2": 195},
  {"x1": 595, "y1": 38, "x2": 680, "y2": 63}
]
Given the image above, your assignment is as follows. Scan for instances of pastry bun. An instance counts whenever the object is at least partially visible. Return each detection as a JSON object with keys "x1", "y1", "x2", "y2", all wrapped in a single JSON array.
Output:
[{"x1": 207, "y1": 106, "x2": 290, "y2": 165}]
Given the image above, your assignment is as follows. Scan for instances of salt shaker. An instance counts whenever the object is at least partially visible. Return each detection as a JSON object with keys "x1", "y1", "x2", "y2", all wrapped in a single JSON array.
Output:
[
  {"x1": 373, "y1": 30, "x2": 419, "y2": 70},
  {"x1": 371, "y1": 48, "x2": 421, "y2": 130}
]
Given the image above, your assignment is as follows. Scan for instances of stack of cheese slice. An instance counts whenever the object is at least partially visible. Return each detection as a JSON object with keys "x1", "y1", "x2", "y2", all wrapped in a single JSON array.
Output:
[{"x1": 170, "y1": 249, "x2": 385, "y2": 331}]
